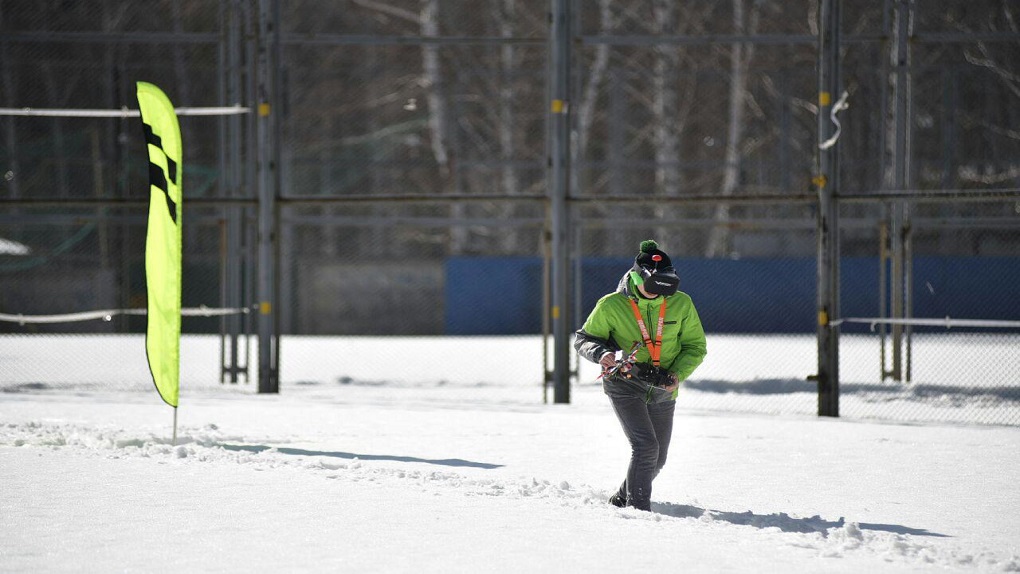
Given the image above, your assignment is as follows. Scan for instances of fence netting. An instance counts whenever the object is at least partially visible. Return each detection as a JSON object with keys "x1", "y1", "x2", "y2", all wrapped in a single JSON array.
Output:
[
  {"x1": 836, "y1": 200, "x2": 1020, "y2": 426},
  {"x1": 1, "y1": 0, "x2": 1018, "y2": 426}
]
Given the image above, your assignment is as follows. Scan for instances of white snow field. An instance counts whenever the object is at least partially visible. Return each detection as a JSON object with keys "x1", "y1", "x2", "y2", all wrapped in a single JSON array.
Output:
[{"x1": 1, "y1": 334, "x2": 1018, "y2": 573}]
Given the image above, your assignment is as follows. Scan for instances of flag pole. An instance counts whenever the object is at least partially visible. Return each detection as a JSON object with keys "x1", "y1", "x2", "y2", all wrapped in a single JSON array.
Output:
[{"x1": 172, "y1": 407, "x2": 178, "y2": 446}]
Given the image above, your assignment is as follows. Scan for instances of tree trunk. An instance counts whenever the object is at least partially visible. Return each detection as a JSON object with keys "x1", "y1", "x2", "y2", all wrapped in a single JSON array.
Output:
[
  {"x1": 652, "y1": 0, "x2": 682, "y2": 242},
  {"x1": 498, "y1": 0, "x2": 519, "y2": 254},
  {"x1": 705, "y1": 0, "x2": 759, "y2": 258},
  {"x1": 576, "y1": 0, "x2": 611, "y2": 165},
  {"x1": 420, "y1": 0, "x2": 464, "y2": 253}
]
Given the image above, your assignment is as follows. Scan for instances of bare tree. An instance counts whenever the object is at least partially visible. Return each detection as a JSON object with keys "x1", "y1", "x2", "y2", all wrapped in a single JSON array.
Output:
[
  {"x1": 650, "y1": 0, "x2": 697, "y2": 243},
  {"x1": 958, "y1": 2, "x2": 1020, "y2": 156},
  {"x1": 497, "y1": 0, "x2": 520, "y2": 254},
  {"x1": 705, "y1": 0, "x2": 761, "y2": 258},
  {"x1": 652, "y1": 0, "x2": 681, "y2": 199},
  {"x1": 420, "y1": 0, "x2": 466, "y2": 253},
  {"x1": 348, "y1": 0, "x2": 463, "y2": 253},
  {"x1": 575, "y1": 0, "x2": 612, "y2": 164}
]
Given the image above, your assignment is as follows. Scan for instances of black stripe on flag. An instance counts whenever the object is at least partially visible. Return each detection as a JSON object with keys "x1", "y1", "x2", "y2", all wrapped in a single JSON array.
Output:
[
  {"x1": 166, "y1": 156, "x2": 178, "y2": 185},
  {"x1": 148, "y1": 162, "x2": 178, "y2": 224},
  {"x1": 142, "y1": 122, "x2": 163, "y2": 150},
  {"x1": 142, "y1": 121, "x2": 178, "y2": 225}
]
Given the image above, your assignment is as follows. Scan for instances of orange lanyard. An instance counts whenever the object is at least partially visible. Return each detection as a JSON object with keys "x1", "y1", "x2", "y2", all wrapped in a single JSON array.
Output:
[{"x1": 628, "y1": 298, "x2": 667, "y2": 367}]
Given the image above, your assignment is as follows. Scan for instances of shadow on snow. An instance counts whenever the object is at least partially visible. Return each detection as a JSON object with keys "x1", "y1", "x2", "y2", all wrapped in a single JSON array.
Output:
[
  {"x1": 687, "y1": 378, "x2": 1020, "y2": 403},
  {"x1": 651, "y1": 501, "x2": 949, "y2": 538},
  {"x1": 219, "y1": 443, "x2": 504, "y2": 470}
]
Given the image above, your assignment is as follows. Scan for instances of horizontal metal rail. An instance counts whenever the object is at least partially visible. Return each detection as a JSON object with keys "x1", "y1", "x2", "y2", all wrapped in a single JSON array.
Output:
[
  {"x1": 0, "y1": 106, "x2": 249, "y2": 118},
  {"x1": 833, "y1": 317, "x2": 1020, "y2": 329},
  {"x1": 2, "y1": 189, "x2": 1018, "y2": 207},
  {"x1": 3, "y1": 211, "x2": 1016, "y2": 230},
  {"x1": 0, "y1": 306, "x2": 250, "y2": 325},
  {"x1": 580, "y1": 31, "x2": 1020, "y2": 46},
  {"x1": 7, "y1": 30, "x2": 1018, "y2": 47}
]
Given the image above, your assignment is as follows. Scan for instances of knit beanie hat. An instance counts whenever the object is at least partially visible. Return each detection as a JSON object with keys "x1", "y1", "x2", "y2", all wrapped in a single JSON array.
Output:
[
  {"x1": 631, "y1": 240, "x2": 680, "y2": 296},
  {"x1": 634, "y1": 239, "x2": 672, "y2": 273}
]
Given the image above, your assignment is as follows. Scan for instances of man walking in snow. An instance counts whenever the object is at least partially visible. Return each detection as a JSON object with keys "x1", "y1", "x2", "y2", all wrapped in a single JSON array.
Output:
[{"x1": 574, "y1": 240, "x2": 707, "y2": 512}]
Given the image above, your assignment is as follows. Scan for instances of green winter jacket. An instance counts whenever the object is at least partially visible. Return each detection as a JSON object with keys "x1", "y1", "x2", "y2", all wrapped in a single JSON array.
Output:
[{"x1": 575, "y1": 273, "x2": 707, "y2": 397}]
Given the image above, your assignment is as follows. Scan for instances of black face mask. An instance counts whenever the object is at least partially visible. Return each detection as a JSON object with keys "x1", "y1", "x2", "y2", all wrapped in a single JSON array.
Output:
[{"x1": 631, "y1": 265, "x2": 680, "y2": 297}]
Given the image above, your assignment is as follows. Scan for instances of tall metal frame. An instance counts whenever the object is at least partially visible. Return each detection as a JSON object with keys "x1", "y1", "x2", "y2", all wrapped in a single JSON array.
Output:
[
  {"x1": 218, "y1": 0, "x2": 250, "y2": 384},
  {"x1": 816, "y1": 0, "x2": 841, "y2": 417},
  {"x1": 255, "y1": 0, "x2": 281, "y2": 393},
  {"x1": 884, "y1": 0, "x2": 915, "y2": 383},
  {"x1": 547, "y1": 0, "x2": 573, "y2": 404},
  {"x1": 4, "y1": 2, "x2": 1018, "y2": 406}
]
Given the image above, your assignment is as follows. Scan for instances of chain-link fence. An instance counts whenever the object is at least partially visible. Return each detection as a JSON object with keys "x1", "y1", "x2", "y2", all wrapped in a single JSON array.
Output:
[
  {"x1": 836, "y1": 199, "x2": 1020, "y2": 426},
  {"x1": 2, "y1": 1, "x2": 1018, "y2": 425}
]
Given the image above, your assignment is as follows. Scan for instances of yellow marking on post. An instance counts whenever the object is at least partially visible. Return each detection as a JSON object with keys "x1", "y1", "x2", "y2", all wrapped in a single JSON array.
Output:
[
  {"x1": 551, "y1": 99, "x2": 565, "y2": 113},
  {"x1": 812, "y1": 175, "x2": 828, "y2": 188},
  {"x1": 819, "y1": 92, "x2": 832, "y2": 106},
  {"x1": 818, "y1": 310, "x2": 829, "y2": 326},
  {"x1": 258, "y1": 102, "x2": 271, "y2": 117},
  {"x1": 551, "y1": 306, "x2": 560, "y2": 319},
  {"x1": 260, "y1": 301, "x2": 272, "y2": 315}
]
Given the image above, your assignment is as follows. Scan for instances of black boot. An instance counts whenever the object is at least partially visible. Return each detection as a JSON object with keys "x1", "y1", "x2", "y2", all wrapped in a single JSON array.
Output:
[
  {"x1": 627, "y1": 484, "x2": 651, "y2": 511},
  {"x1": 608, "y1": 492, "x2": 626, "y2": 508}
]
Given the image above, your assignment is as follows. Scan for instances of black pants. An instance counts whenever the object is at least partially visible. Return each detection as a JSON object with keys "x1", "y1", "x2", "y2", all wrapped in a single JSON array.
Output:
[{"x1": 604, "y1": 375, "x2": 676, "y2": 511}]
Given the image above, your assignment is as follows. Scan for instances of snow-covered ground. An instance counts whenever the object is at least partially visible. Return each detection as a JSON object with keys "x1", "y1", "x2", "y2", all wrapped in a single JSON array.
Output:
[{"x1": 2, "y1": 335, "x2": 1019, "y2": 572}]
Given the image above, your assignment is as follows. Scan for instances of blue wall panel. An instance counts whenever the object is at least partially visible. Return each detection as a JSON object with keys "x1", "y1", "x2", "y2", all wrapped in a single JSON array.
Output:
[
  {"x1": 445, "y1": 257, "x2": 543, "y2": 335},
  {"x1": 445, "y1": 256, "x2": 1020, "y2": 335}
]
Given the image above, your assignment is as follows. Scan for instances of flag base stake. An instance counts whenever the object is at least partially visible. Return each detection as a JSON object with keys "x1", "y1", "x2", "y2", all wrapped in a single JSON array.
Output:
[{"x1": 172, "y1": 407, "x2": 178, "y2": 446}]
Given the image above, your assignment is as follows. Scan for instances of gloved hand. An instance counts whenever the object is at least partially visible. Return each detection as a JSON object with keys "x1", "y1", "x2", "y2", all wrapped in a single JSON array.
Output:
[
  {"x1": 663, "y1": 372, "x2": 680, "y2": 392},
  {"x1": 599, "y1": 352, "x2": 617, "y2": 371}
]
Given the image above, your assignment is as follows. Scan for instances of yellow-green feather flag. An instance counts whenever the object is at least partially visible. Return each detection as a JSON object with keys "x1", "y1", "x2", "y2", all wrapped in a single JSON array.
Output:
[{"x1": 137, "y1": 82, "x2": 182, "y2": 420}]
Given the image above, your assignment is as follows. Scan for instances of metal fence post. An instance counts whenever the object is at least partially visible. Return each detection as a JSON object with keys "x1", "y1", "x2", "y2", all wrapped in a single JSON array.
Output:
[
  {"x1": 888, "y1": 0, "x2": 915, "y2": 383},
  {"x1": 816, "y1": 0, "x2": 841, "y2": 417},
  {"x1": 549, "y1": 0, "x2": 572, "y2": 403},
  {"x1": 256, "y1": 0, "x2": 280, "y2": 393}
]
